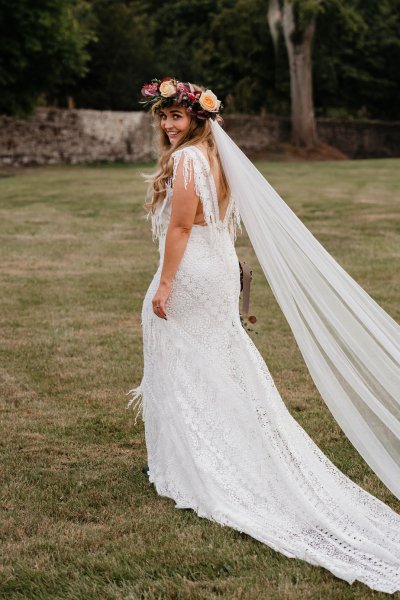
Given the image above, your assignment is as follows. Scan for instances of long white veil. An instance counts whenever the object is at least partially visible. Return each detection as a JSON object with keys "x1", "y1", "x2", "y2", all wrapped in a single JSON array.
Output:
[{"x1": 210, "y1": 119, "x2": 400, "y2": 501}]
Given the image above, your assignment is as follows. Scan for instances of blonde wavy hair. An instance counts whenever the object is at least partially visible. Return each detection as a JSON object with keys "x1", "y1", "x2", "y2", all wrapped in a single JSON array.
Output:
[{"x1": 144, "y1": 84, "x2": 230, "y2": 215}]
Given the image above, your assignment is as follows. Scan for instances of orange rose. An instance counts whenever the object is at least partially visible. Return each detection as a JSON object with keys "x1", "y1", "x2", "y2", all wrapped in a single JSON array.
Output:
[{"x1": 199, "y1": 90, "x2": 221, "y2": 112}]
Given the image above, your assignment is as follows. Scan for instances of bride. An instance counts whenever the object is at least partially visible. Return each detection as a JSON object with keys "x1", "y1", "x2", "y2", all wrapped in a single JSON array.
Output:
[{"x1": 127, "y1": 77, "x2": 400, "y2": 593}]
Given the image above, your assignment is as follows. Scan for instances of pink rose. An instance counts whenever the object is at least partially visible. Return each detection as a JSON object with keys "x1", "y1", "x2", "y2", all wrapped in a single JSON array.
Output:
[{"x1": 141, "y1": 84, "x2": 158, "y2": 97}]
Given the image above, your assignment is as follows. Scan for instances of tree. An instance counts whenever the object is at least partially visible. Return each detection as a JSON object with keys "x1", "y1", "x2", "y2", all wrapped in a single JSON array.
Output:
[
  {"x1": 268, "y1": 0, "x2": 321, "y2": 147},
  {"x1": 267, "y1": 0, "x2": 400, "y2": 144},
  {"x1": 0, "y1": 0, "x2": 93, "y2": 116}
]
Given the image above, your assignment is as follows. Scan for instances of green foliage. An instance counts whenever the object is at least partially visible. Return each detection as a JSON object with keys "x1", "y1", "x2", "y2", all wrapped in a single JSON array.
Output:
[
  {"x1": 148, "y1": 0, "x2": 219, "y2": 84},
  {"x1": 135, "y1": 0, "x2": 288, "y2": 115},
  {"x1": 0, "y1": 0, "x2": 94, "y2": 115},
  {"x1": 71, "y1": 0, "x2": 285, "y2": 114},
  {"x1": 72, "y1": 0, "x2": 156, "y2": 110},
  {"x1": 313, "y1": 0, "x2": 400, "y2": 119},
  {"x1": 193, "y1": 0, "x2": 287, "y2": 114},
  {"x1": 2, "y1": 0, "x2": 400, "y2": 119}
]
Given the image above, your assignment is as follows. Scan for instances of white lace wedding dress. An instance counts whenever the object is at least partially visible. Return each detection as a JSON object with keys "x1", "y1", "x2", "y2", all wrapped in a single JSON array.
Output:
[{"x1": 128, "y1": 145, "x2": 400, "y2": 593}]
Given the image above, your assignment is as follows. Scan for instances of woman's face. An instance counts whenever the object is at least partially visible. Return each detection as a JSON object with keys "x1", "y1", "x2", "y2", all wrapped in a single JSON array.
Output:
[{"x1": 159, "y1": 105, "x2": 191, "y2": 145}]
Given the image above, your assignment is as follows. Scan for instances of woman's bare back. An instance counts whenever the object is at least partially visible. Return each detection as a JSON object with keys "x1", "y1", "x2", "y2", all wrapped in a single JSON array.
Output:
[{"x1": 192, "y1": 142, "x2": 229, "y2": 225}]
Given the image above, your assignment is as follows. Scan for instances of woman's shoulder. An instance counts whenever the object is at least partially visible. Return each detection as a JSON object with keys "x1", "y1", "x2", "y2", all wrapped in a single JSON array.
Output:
[{"x1": 171, "y1": 144, "x2": 210, "y2": 170}]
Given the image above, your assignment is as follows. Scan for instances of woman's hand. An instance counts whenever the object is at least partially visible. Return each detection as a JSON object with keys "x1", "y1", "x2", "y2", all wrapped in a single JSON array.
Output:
[{"x1": 152, "y1": 281, "x2": 171, "y2": 320}]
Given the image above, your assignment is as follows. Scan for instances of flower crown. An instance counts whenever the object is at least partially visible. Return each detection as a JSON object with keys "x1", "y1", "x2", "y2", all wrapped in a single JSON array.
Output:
[{"x1": 140, "y1": 77, "x2": 222, "y2": 121}]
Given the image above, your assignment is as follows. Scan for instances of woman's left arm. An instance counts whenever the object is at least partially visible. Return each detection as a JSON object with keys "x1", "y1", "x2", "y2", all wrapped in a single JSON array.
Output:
[{"x1": 152, "y1": 154, "x2": 200, "y2": 320}]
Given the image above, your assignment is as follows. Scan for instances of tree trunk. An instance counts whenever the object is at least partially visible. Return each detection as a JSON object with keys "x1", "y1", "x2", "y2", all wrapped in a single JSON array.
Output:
[{"x1": 282, "y1": 1, "x2": 318, "y2": 147}]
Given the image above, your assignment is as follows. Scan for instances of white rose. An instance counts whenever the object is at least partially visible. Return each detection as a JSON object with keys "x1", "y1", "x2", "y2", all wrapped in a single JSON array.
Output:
[{"x1": 159, "y1": 79, "x2": 176, "y2": 98}]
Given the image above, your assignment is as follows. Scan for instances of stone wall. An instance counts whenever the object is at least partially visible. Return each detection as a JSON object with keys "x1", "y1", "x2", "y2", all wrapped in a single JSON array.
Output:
[
  {"x1": 0, "y1": 108, "x2": 156, "y2": 166},
  {"x1": 222, "y1": 115, "x2": 400, "y2": 159},
  {"x1": 1, "y1": 108, "x2": 399, "y2": 166},
  {"x1": 316, "y1": 118, "x2": 400, "y2": 159},
  {"x1": 222, "y1": 115, "x2": 291, "y2": 154}
]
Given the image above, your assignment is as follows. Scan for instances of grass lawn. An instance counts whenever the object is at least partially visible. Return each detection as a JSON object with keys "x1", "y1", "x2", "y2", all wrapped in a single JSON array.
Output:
[{"x1": 1, "y1": 158, "x2": 400, "y2": 599}]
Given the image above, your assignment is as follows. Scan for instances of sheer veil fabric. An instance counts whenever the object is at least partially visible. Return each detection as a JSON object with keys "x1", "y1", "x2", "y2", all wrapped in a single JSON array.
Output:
[{"x1": 210, "y1": 120, "x2": 400, "y2": 501}]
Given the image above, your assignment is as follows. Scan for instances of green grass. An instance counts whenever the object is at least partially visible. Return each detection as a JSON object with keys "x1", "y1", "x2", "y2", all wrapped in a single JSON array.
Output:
[{"x1": 1, "y1": 159, "x2": 400, "y2": 600}]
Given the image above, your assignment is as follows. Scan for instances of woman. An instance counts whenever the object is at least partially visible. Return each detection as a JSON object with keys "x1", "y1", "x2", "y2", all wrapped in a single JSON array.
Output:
[{"x1": 128, "y1": 77, "x2": 400, "y2": 593}]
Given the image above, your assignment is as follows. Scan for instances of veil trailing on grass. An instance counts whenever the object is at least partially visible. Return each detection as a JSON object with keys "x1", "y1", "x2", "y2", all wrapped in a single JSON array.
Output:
[{"x1": 210, "y1": 119, "x2": 400, "y2": 501}]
